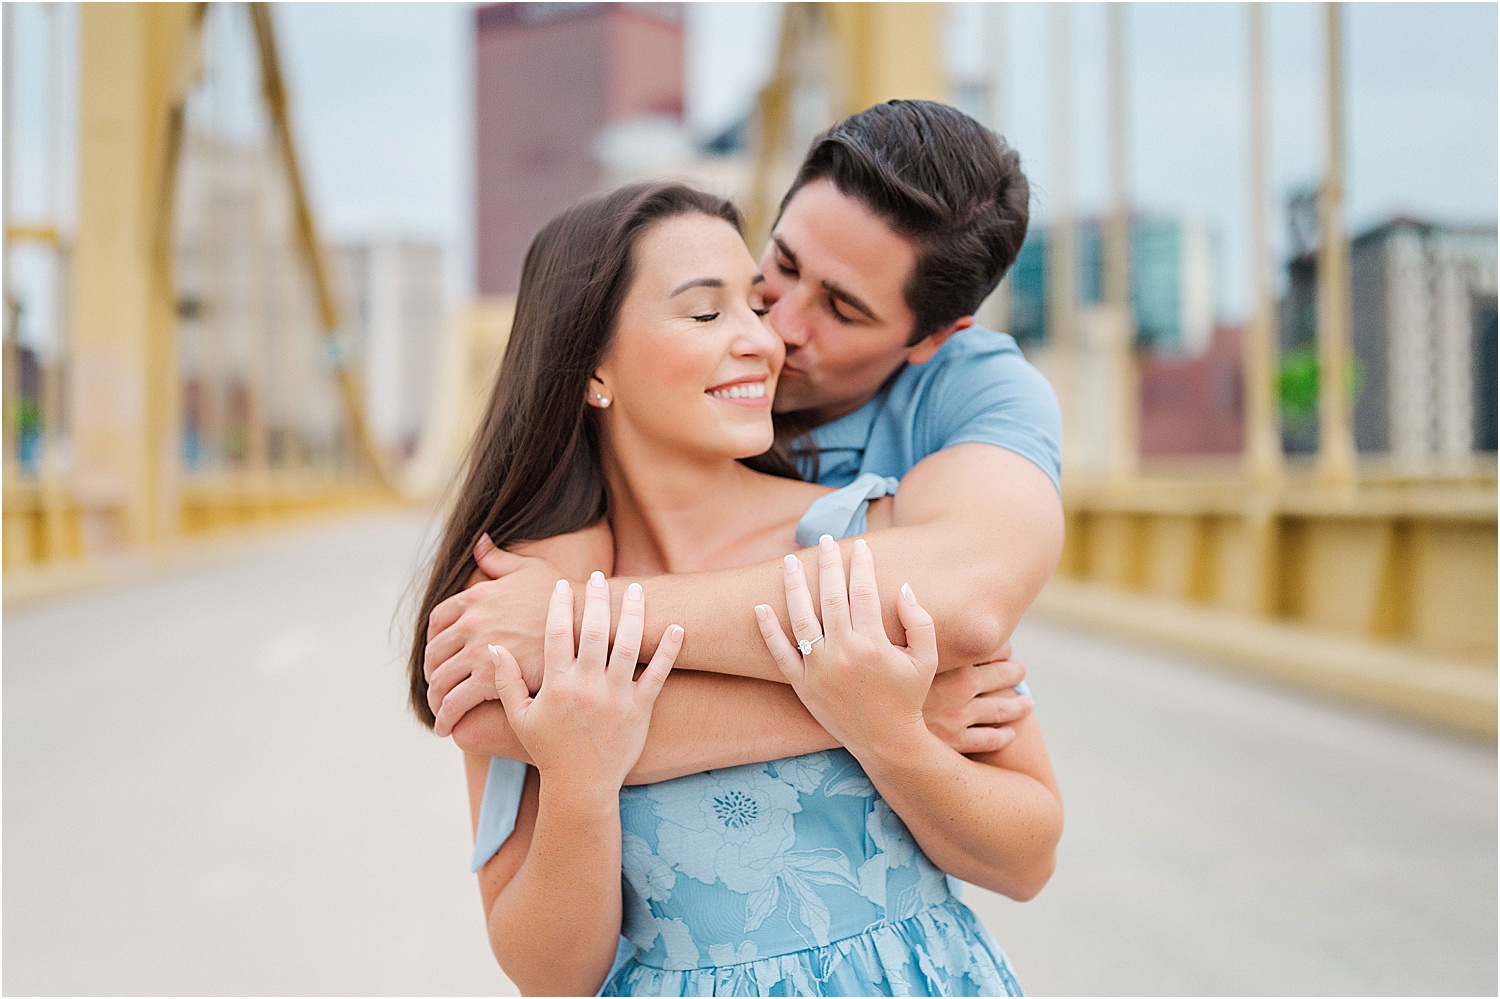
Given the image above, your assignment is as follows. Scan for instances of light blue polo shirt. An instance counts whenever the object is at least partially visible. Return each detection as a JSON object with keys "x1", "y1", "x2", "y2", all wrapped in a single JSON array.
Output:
[
  {"x1": 467, "y1": 325, "x2": 1061, "y2": 986},
  {"x1": 802, "y1": 325, "x2": 1062, "y2": 493}
]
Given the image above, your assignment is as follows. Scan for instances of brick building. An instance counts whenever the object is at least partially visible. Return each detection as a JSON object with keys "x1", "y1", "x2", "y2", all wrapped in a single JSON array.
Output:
[
  {"x1": 1139, "y1": 325, "x2": 1245, "y2": 458},
  {"x1": 474, "y1": 3, "x2": 684, "y2": 295}
]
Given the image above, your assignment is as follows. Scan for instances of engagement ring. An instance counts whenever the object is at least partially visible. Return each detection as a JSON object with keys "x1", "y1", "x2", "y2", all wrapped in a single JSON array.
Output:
[{"x1": 797, "y1": 635, "x2": 824, "y2": 656}]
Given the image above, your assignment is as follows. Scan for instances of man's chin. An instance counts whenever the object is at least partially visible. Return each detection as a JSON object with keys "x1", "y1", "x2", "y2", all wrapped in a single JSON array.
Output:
[{"x1": 771, "y1": 387, "x2": 813, "y2": 415}]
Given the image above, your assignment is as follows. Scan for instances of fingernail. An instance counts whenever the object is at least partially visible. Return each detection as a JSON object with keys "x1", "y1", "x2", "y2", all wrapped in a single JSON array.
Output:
[
  {"x1": 901, "y1": 582, "x2": 915, "y2": 602},
  {"x1": 784, "y1": 554, "x2": 799, "y2": 574},
  {"x1": 819, "y1": 534, "x2": 835, "y2": 553},
  {"x1": 556, "y1": 579, "x2": 570, "y2": 593},
  {"x1": 590, "y1": 570, "x2": 606, "y2": 589},
  {"x1": 754, "y1": 604, "x2": 768, "y2": 621},
  {"x1": 1019, "y1": 696, "x2": 1034, "y2": 707},
  {"x1": 854, "y1": 538, "x2": 867, "y2": 555},
  {"x1": 626, "y1": 582, "x2": 643, "y2": 602},
  {"x1": 487, "y1": 643, "x2": 502, "y2": 665},
  {"x1": 476, "y1": 533, "x2": 493, "y2": 552},
  {"x1": 669, "y1": 624, "x2": 685, "y2": 641}
]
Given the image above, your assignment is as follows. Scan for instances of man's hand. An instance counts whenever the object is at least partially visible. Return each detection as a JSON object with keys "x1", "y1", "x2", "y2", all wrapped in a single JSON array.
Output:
[
  {"x1": 426, "y1": 518, "x2": 616, "y2": 722},
  {"x1": 924, "y1": 644, "x2": 1033, "y2": 755},
  {"x1": 425, "y1": 539, "x2": 556, "y2": 719}
]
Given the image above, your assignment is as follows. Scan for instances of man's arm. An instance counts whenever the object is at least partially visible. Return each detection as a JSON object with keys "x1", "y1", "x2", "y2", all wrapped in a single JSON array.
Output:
[
  {"x1": 618, "y1": 443, "x2": 1062, "y2": 681},
  {"x1": 429, "y1": 443, "x2": 1056, "y2": 694},
  {"x1": 453, "y1": 673, "x2": 838, "y2": 784},
  {"x1": 452, "y1": 659, "x2": 1029, "y2": 782}
]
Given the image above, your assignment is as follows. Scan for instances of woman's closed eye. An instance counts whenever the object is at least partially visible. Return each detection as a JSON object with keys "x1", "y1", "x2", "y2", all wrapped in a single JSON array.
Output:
[{"x1": 691, "y1": 312, "x2": 721, "y2": 323}]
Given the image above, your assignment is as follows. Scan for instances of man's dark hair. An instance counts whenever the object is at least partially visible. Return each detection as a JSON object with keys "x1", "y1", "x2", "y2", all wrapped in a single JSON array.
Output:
[{"x1": 776, "y1": 99, "x2": 1030, "y2": 345}]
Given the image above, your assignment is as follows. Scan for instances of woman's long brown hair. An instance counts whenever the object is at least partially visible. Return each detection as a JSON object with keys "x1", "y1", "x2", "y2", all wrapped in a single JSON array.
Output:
[{"x1": 407, "y1": 182, "x2": 797, "y2": 727}]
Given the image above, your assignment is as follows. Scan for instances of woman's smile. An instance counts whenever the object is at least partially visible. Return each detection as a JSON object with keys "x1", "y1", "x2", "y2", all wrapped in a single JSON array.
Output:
[{"x1": 705, "y1": 375, "x2": 772, "y2": 408}]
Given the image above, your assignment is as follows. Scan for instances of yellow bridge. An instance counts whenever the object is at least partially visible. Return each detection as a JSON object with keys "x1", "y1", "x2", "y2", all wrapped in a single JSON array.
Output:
[{"x1": 4, "y1": 2, "x2": 1495, "y2": 740}]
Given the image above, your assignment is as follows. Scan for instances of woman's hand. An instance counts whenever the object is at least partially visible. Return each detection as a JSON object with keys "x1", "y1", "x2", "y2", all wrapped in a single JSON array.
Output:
[
  {"x1": 470, "y1": 571, "x2": 682, "y2": 793},
  {"x1": 754, "y1": 534, "x2": 937, "y2": 759}
]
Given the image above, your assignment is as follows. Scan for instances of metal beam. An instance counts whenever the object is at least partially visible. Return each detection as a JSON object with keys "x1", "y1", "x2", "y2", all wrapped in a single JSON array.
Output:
[
  {"x1": 247, "y1": 3, "x2": 395, "y2": 494},
  {"x1": 823, "y1": 3, "x2": 946, "y2": 117},
  {"x1": 1104, "y1": 3, "x2": 1139, "y2": 479},
  {"x1": 71, "y1": 2, "x2": 205, "y2": 553},
  {"x1": 1316, "y1": 3, "x2": 1357, "y2": 486},
  {"x1": 1245, "y1": 4, "x2": 1284, "y2": 487}
]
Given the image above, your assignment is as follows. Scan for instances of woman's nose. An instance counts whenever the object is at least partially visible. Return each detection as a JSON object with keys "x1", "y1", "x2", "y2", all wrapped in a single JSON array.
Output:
[{"x1": 732, "y1": 309, "x2": 785, "y2": 359}]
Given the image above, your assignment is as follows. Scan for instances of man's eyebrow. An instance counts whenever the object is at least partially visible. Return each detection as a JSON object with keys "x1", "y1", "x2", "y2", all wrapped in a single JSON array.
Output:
[
  {"x1": 772, "y1": 236, "x2": 798, "y2": 269},
  {"x1": 822, "y1": 280, "x2": 879, "y2": 323},
  {"x1": 669, "y1": 277, "x2": 724, "y2": 297}
]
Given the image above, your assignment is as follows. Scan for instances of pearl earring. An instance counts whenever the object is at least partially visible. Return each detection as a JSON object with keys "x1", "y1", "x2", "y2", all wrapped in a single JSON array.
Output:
[{"x1": 595, "y1": 394, "x2": 611, "y2": 408}]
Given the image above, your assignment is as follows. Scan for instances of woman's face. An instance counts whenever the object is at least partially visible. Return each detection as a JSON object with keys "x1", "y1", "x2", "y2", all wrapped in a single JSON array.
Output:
[{"x1": 594, "y1": 213, "x2": 783, "y2": 463}]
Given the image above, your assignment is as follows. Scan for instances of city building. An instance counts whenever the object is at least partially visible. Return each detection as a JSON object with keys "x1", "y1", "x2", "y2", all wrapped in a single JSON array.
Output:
[
  {"x1": 474, "y1": 2, "x2": 684, "y2": 296},
  {"x1": 1139, "y1": 324, "x2": 1245, "y2": 458},
  {"x1": 330, "y1": 238, "x2": 446, "y2": 461},
  {"x1": 1008, "y1": 216, "x2": 1218, "y2": 356},
  {"x1": 1279, "y1": 217, "x2": 1498, "y2": 462},
  {"x1": 174, "y1": 127, "x2": 346, "y2": 473}
]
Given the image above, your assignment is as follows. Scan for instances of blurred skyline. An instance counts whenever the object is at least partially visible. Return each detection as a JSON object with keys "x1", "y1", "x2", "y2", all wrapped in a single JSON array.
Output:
[{"x1": 5, "y1": 2, "x2": 1496, "y2": 316}]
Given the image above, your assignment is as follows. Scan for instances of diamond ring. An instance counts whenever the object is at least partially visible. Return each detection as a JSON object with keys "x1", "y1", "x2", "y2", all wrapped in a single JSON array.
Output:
[{"x1": 797, "y1": 635, "x2": 824, "y2": 656}]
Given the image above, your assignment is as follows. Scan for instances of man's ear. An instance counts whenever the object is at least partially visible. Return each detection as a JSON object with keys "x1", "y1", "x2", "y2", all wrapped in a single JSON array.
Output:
[{"x1": 905, "y1": 315, "x2": 974, "y2": 365}]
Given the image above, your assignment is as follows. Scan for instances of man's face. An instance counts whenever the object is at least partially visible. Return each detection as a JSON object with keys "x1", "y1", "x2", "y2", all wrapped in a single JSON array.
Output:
[{"x1": 758, "y1": 179, "x2": 921, "y2": 423}]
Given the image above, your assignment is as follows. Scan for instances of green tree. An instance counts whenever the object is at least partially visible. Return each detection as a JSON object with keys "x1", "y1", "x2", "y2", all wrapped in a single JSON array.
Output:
[{"x1": 1278, "y1": 347, "x2": 1363, "y2": 430}]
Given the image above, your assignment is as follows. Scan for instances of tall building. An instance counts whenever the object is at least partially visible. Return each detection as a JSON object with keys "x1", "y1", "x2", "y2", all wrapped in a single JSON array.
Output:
[
  {"x1": 1009, "y1": 216, "x2": 1217, "y2": 355},
  {"x1": 1280, "y1": 217, "x2": 1498, "y2": 462},
  {"x1": 474, "y1": 2, "x2": 684, "y2": 296},
  {"x1": 331, "y1": 238, "x2": 445, "y2": 460},
  {"x1": 174, "y1": 128, "x2": 345, "y2": 473}
]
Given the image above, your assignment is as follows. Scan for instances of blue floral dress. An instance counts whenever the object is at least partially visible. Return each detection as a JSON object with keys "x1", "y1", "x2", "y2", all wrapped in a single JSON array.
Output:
[
  {"x1": 604, "y1": 745, "x2": 1023, "y2": 996},
  {"x1": 472, "y1": 474, "x2": 1027, "y2": 996},
  {"x1": 602, "y1": 474, "x2": 1024, "y2": 996}
]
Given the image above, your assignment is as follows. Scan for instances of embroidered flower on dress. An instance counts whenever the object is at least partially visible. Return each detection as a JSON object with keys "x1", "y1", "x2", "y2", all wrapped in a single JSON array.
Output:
[
  {"x1": 707, "y1": 940, "x2": 758, "y2": 965},
  {"x1": 770, "y1": 752, "x2": 832, "y2": 794},
  {"x1": 647, "y1": 766, "x2": 802, "y2": 895},
  {"x1": 866, "y1": 798, "x2": 917, "y2": 868}
]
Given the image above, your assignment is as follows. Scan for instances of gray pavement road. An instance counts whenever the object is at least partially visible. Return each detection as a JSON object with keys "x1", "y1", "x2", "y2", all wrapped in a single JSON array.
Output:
[{"x1": 4, "y1": 511, "x2": 1495, "y2": 996}]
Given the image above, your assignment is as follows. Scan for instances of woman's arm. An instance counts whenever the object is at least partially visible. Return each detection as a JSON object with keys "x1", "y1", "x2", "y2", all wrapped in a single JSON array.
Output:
[
  {"x1": 439, "y1": 522, "x2": 1030, "y2": 775},
  {"x1": 755, "y1": 536, "x2": 1063, "y2": 901},
  {"x1": 455, "y1": 673, "x2": 836, "y2": 783},
  {"x1": 451, "y1": 661, "x2": 1030, "y2": 784},
  {"x1": 852, "y1": 701, "x2": 1061, "y2": 899},
  {"x1": 465, "y1": 754, "x2": 625, "y2": 995},
  {"x1": 467, "y1": 573, "x2": 681, "y2": 994}
]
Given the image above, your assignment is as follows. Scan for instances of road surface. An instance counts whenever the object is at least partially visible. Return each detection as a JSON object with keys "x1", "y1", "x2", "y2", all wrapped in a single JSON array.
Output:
[{"x1": 5, "y1": 511, "x2": 1493, "y2": 995}]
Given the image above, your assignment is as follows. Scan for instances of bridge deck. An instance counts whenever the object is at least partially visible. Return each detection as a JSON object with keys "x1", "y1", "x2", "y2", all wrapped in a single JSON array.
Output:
[{"x1": 4, "y1": 512, "x2": 1494, "y2": 995}]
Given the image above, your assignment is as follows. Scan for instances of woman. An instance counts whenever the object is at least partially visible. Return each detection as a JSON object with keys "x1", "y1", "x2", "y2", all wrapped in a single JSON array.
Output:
[{"x1": 407, "y1": 182, "x2": 1062, "y2": 996}]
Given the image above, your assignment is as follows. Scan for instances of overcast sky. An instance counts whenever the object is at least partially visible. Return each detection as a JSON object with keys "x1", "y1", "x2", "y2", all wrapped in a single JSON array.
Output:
[{"x1": 8, "y1": 2, "x2": 1496, "y2": 321}]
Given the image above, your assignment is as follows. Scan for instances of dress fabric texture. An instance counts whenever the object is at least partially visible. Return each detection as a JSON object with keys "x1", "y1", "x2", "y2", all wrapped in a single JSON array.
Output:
[{"x1": 598, "y1": 473, "x2": 1025, "y2": 997}]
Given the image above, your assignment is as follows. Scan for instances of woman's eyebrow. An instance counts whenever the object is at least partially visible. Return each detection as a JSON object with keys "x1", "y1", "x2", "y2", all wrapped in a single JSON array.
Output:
[
  {"x1": 670, "y1": 277, "x2": 724, "y2": 297},
  {"x1": 670, "y1": 274, "x2": 764, "y2": 296}
]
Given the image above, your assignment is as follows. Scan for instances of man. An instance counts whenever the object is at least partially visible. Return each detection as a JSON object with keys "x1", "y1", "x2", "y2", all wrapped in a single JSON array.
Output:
[{"x1": 426, "y1": 100, "x2": 1063, "y2": 863}]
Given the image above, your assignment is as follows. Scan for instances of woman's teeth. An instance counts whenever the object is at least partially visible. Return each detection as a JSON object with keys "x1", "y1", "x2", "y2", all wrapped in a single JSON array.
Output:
[{"x1": 708, "y1": 382, "x2": 766, "y2": 400}]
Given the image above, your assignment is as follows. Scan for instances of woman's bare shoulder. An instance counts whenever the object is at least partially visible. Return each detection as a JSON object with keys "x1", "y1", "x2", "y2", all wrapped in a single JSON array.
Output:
[{"x1": 509, "y1": 518, "x2": 615, "y2": 576}]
